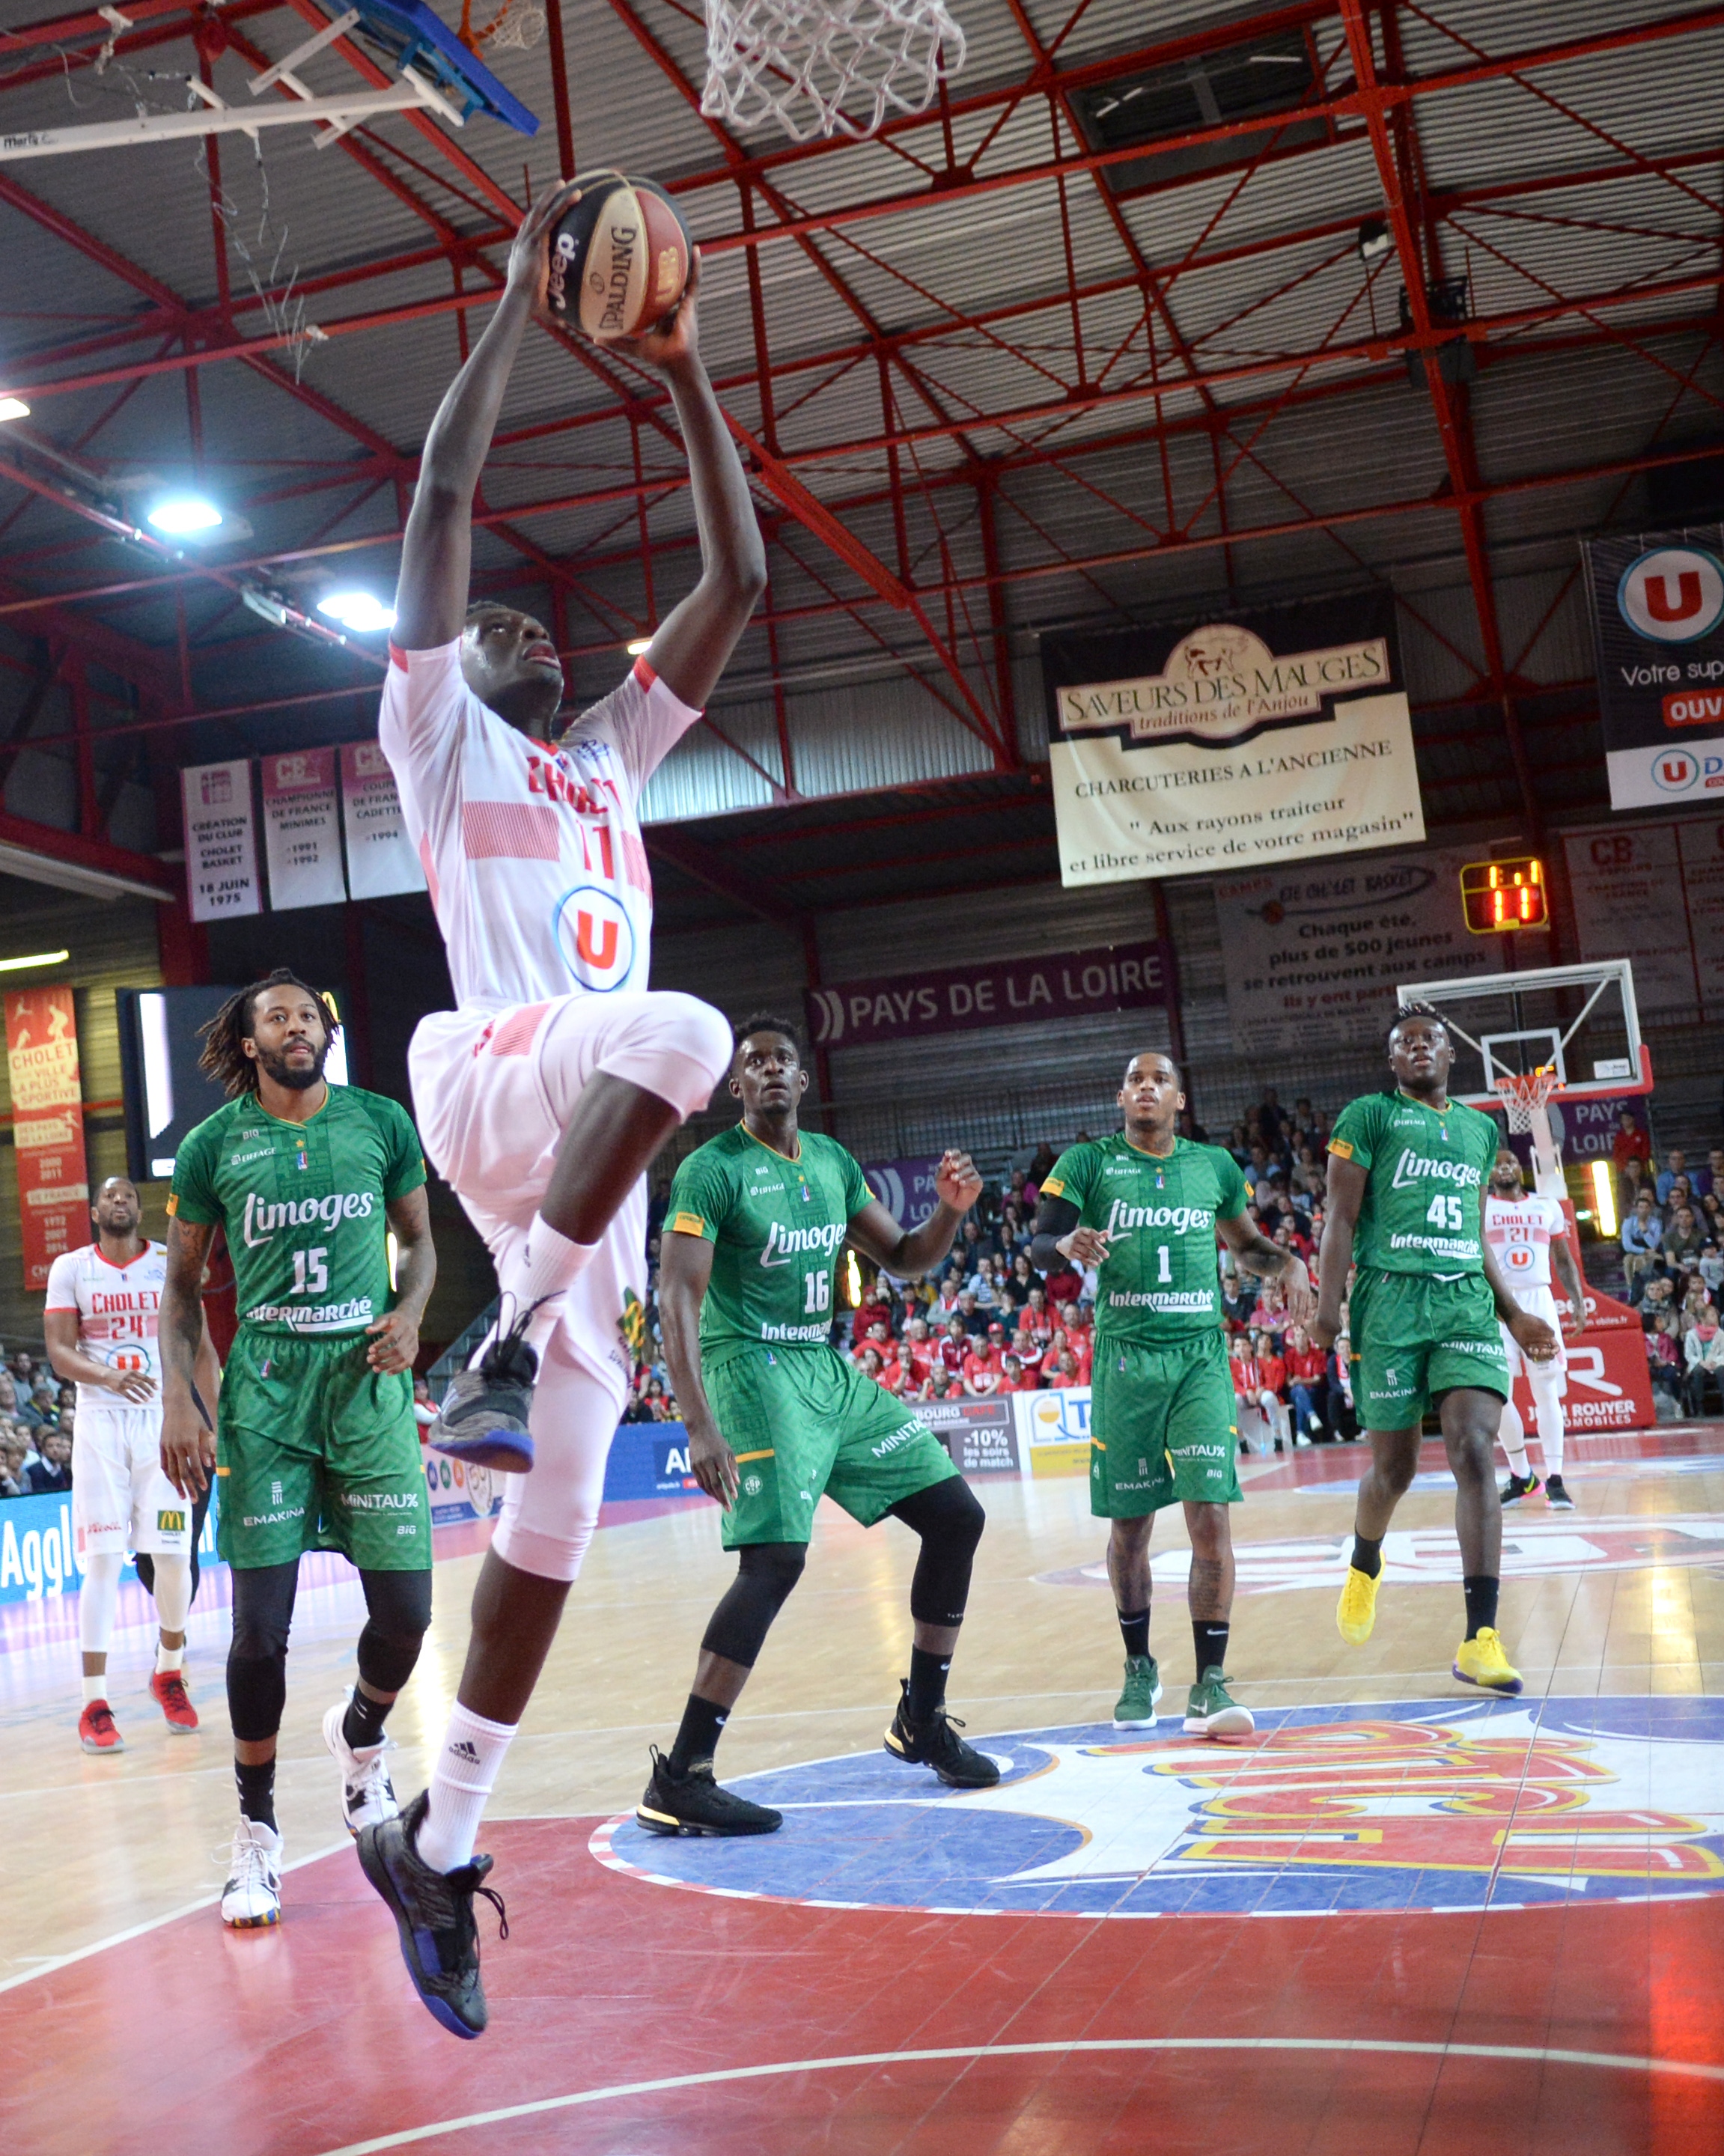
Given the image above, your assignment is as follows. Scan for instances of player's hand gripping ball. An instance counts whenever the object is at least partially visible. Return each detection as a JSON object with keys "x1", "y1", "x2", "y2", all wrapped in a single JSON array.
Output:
[{"x1": 546, "y1": 171, "x2": 692, "y2": 341}]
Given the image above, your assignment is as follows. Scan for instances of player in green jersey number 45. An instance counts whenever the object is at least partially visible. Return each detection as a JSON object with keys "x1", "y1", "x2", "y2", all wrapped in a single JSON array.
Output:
[
  {"x1": 1316, "y1": 1005, "x2": 1559, "y2": 1698},
  {"x1": 158, "y1": 970, "x2": 438, "y2": 1931},
  {"x1": 637, "y1": 1017, "x2": 998, "y2": 1839},
  {"x1": 1031, "y1": 1051, "x2": 1315, "y2": 1739}
]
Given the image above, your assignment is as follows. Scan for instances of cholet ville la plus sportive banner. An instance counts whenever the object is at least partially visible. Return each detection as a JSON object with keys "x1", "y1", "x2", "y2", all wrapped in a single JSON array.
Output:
[
  {"x1": 1040, "y1": 593, "x2": 1422, "y2": 887},
  {"x1": 1585, "y1": 523, "x2": 1724, "y2": 811}
]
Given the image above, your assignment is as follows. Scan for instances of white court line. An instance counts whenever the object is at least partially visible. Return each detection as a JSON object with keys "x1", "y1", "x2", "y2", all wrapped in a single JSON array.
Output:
[
  {"x1": 314, "y1": 2036, "x2": 1724, "y2": 2155},
  {"x1": 0, "y1": 1833, "x2": 353, "y2": 1994}
]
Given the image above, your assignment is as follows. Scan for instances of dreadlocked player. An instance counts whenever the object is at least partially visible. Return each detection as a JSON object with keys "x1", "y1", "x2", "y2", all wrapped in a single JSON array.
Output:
[
  {"x1": 1316, "y1": 1003, "x2": 1559, "y2": 1696},
  {"x1": 159, "y1": 970, "x2": 437, "y2": 1929}
]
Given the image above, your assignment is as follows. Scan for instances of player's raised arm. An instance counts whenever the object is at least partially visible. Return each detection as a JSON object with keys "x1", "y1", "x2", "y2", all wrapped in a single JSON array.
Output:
[
  {"x1": 159, "y1": 1216, "x2": 217, "y2": 1497},
  {"x1": 394, "y1": 180, "x2": 585, "y2": 651},
  {"x1": 659, "y1": 1227, "x2": 736, "y2": 1506},
  {"x1": 1314, "y1": 1153, "x2": 1366, "y2": 1349},
  {"x1": 1218, "y1": 1211, "x2": 1314, "y2": 1325},
  {"x1": 844, "y1": 1151, "x2": 981, "y2": 1277},
  {"x1": 612, "y1": 255, "x2": 767, "y2": 711}
]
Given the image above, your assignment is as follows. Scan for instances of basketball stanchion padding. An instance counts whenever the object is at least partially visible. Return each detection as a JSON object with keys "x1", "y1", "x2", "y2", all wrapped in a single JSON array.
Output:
[{"x1": 547, "y1": 174, "x2": 693, "y2": 342}]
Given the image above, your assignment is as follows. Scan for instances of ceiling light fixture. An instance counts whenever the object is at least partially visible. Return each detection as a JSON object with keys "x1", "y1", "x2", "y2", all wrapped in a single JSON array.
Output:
[
  {"x1": 0, "y1": 397, "x2": 29, "y2": 423},
  {"x1": 317, "y1": 591, "x2": 397, "y2": 633},
  {"x1": 1357, "y1": 217, "x2": 1392, "y2": 264},
  {"x1": 0, "y1": 948, "x2": 70, "y2": 972},
  {"x1": 145, "y1": 493, "x2": 224, "y2": 536}
]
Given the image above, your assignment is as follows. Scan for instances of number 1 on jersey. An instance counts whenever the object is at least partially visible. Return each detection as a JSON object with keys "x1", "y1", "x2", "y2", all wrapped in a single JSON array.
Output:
[{"x1": 1157, "y1": 1243, "x2": 1172, "y2": 1284}]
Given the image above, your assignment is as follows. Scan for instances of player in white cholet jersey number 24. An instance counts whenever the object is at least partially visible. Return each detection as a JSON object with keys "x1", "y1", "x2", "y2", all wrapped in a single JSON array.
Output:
[
  {"x1": 1483, "y1": 1148, "x2": 1587, "y2": 1509},
  {"x1": 360, "y1": 177, "x2": 764, "y2": 2041},
  {"x1": 43, "y1": 1174, "x2": 221, "y2": 1755}
]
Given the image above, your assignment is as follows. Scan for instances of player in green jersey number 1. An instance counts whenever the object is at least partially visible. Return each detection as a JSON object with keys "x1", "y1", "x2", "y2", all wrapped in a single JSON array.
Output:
[
  {"x1": 637, "y1": 1018, "x2": 998, "y2": 1838},
  {"x1": 1316, "y1": 1005, "x2": 1560, "y2": 1697},
  {"x1": 158, "y1": 971, "x2": 438, "y2": 1930},
  {"x1": 1031, "y1": 1052, "x2": 1314, "y2": 1738}
]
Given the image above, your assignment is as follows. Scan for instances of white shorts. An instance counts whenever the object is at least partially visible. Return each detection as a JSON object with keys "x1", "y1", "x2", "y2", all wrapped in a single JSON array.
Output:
[
  {"x1": 408, "y1": 990, "x2": 728, "y2": 1397},
  {"x1": 1500, "y1": 1288, "x2": 1567, "y2": 1392},
  {"x1": 72, "y1": 1408, "x2": 192, "y2": 1558}
]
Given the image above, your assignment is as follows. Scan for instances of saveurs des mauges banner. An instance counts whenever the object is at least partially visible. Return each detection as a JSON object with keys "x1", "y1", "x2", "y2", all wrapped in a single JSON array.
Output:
[{"x1": 1040, "y1": 594, "x2": 1422, "y2": 886}]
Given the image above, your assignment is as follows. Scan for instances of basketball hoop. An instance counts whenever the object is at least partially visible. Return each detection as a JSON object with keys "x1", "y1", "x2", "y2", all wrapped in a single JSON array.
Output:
[
  {"x1": 1492, "y1": 1068, "x2": 1562, "y2": 1135},
  {"x1": 458, "y1": 0, "x2": 545, "y2": 55},
  {"x1": 701, "y1": 0, "x2": 967, "y2": 143}
]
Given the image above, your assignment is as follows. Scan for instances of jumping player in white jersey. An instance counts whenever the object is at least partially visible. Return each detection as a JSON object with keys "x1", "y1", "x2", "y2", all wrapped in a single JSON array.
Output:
[
  {"x1": 1484, "y1": 1149, "x2": 1586, "y2": 1510},
  {"x1": 358, "y1": 180, "x2": 761, "y2": 2039},
  {"x1": 44, "y1": 1175, "x2": 220, "y2": 1754}
]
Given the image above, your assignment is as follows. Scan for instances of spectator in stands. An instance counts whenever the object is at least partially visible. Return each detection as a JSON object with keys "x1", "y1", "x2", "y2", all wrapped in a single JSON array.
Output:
[
  {"x1": 0, "y1": 1431, "x2": 28, "y2": 1499},
  {"x1": 928, "y1": 1276, "x2": 964, "y2": 1329},
  {"x1": 1666, "y1": 1203, "x2": 1707, "y2": 1270},
  {"x1": 1028, "y1": 1141, "x2": 1058, "y2": 1188},
  {"x1": 1657, "y1": 1150, "x2": 1689, "y2": 1205},
  {"x1": 27, "y1": 1425, "x2": 73, "y2": 1493},
  {"x1": 1621, "y1": 1192, "x2": 1663, "y2": 1291},
  {"x1": 853, "y1": 1275, "x2": 894, "y2": 1342},
  {"x1": 1257, "y1": 1085, "x2": 1287, "y2": 1147},
  {"x1": 1327, "y1": 1324, "x2": 1358, "y2": 1443},
  {"x1": 992, "y1": 1285, "x2": 1018, "y2": 1339},
  {"x1": 939, "y1": 1315, "x2": 970, "y2": 1379},
  {"x1": 956, "y1": 1288, "x2": 988, "y2": 1339},
  {"x1": 1678, "y1": 1274, "x2": 1713, "y2": 1339},
  {"x1": 1618, "y1": 1155, "x2": 1647, "y2": 1213},
  {"x1": 1647, "y1": 1312, "x2": 1683, "y2": 1409},
  {"x1": 1176, "y1": 1107, "x2": 1210, "y2": 1143},
  {"x1": 1009, "y1": 1251, "x2": 1041, "y2": 1299},
  {"x1": 1284, "y1": 1323, "x2": 1328, "y2": 1442},
  {"x1": 1047, "y1": 1349, "x2": 1082, "y2": 1389},
  {"x1": 1613, "y1": 1109, "x2": 1651, "y2": 1178},
  {"x1": 998, "y1": 1353, "x2": 1035, "y2": 1395},
  {"x1": 900, "y1": 1317, "x2": 934, "y2": 1388},
  {"x1": 1683, "y1": 1303, "x2": 1724, "y2": 1415},
  {"x1": 412, "y1": 1377, "x2": 437, "y2": 1439},
  {"x1": 1639, "y1": 1274, "x2": 1677, "y2": 1332},
  {"x1": 1231, "y1": 1335, "x2": 1288, "y2": 1455},
  {"x1": 856, "y1": 1347, "x2": 886, "y2": 1389},
  {"x1": 1043, "y1": 1251, "x2": 1082, "y2": 1309},
  {"x1": 1021, "y1": 1287, "x2": 1054, "y2": 1350},
  {"x1": 1222, "y1": 1264, "x2": 1259, "y2": 1333},
  {"x1": 963, "y1": 1324, "x2": 1006, "y2": 1398},
  {"x1": 0, "y1": 1371, "x2": 17, "y2": 1423},
  {"x1": 1699, "y1": 1242, "x2": 1724, "y2": 1300},
  {"x1": 853, "y1": 1318, "x2": 894, "y2": 1368},
  {"x1": 11, "y1": 1374, "x2": 46, "y2": 1429},
  {"x1": 1700, "y1": 1148, "x2": 1724, "y2": 1201}
]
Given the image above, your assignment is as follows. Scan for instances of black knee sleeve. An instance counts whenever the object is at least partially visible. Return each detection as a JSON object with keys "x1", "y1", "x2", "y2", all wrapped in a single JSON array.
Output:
[
  {"x1": 226, "y1": 1561, "x2": 299, "y2": 1743},
  {"x1": 891, "y1": 1476, "x2": 986, "y2": 1628},
  {"x1": 355, "y1": 1567, "x2": 433, "y2": 1694},
  {"x1": 699, "y1": 1541, "x2": 807, "y2": 1668}
]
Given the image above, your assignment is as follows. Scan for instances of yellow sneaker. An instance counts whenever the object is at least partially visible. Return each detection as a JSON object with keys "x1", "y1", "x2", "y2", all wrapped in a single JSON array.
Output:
[
  {"x1": 1335, "y1": 1565, "x2": 1380, "y2": 1645},
  {"x1": 1452, "y1": 1627, "x2": 1523, "y2": 1696}
]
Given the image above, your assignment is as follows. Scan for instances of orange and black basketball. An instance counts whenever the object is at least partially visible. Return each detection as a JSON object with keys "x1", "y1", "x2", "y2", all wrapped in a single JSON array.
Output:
[{"x1": 546, "y1": 171, "x2": 692, "y2": 341}]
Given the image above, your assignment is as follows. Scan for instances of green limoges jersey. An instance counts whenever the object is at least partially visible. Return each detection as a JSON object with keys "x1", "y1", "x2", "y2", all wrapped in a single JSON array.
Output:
[
  {"x1": 169, "y1": 1086, "x2": 426, "y2": 1335},
  {"x1": 1041, "y1": 1134, "x2": 1248, "y2": 1345},
  {"x1": 1327, "y1": 1089, "x2": 1499, "y2": 1276},
  {"x1": 668, "y1": 1124, "x2": 873, "y2": 1367}
]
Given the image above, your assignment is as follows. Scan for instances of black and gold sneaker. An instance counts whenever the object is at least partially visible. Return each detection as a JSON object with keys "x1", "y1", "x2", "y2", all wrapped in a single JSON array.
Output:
[
  {"x1": 883, "y1": 1680, "x2": 1000, "y2": 1788},
  {"x1": 636, "y1": 1747, "x2": 783, "y2": 1836}
]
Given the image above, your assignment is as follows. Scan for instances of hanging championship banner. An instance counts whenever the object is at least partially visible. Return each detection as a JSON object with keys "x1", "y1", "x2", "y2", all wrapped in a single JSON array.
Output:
[
  {"x1": 4, "y1": 986, "x2": 89, "y2": 1291},
  {"x1": 261, "y1": 746, "x2": 347, "y2": 912},
  {"x1": 1584, "y1": 524, "x2": 1724, "y2": 810},
  {"x1": 1040, "y1": 594, "x2": 1422, "y2": 886},
  {"x1": 181, "y1": 758, "x2": 261, "y2": 922},
  {"x1": 341, "y1": 740, "x2": 426, "y2": 899},
  {"x1": 1213, "y1": 846, "x2": 1518, "y2": 1058}
]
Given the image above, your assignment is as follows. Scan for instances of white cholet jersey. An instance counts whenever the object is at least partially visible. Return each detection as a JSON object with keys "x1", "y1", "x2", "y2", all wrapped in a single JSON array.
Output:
[
  {"x1": 43, "y1": 1239, "x2": 167, "y2": 1413},
  {"x1": 1484, "y1": 1193, "x2": 1565, "y2": 1300}
]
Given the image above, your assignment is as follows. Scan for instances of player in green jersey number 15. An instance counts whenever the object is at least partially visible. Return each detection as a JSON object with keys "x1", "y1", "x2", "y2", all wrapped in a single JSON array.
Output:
[
  {"x1": 1031, "y1": 1052, "x2": 1315, "y2": 1738},
  {"x1": 157, "y1": 971, "x2": 438, "y2": 1931},
  {"x1": 1315, "y1": 1005, "x2": 1559, "y2": 1698},
  {"x1": 636, "y1": 1018, "x2": 998, "y2": 1839}
]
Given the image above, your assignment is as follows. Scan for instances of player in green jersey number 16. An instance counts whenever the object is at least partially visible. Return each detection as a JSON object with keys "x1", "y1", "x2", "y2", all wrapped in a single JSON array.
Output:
[
  {"x1": 637, "y1": 1017, "x2": 999, "y2": 1840},
  {"x1": 157, "y1": 970, "x2": 438, "y2": 1933},
  {"x1": 1031, "y1": 1052, "x2": 1315, "y2": 1740},
  {"x1": 1316, "y1": 1005, "x2": 1560, "y2": 1699}
]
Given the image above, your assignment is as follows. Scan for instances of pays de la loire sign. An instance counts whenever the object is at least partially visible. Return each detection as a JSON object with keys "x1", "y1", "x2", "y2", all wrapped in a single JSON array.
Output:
[{"x1": 805, "y1": 940, "x2": 1169, "y2": 1048}]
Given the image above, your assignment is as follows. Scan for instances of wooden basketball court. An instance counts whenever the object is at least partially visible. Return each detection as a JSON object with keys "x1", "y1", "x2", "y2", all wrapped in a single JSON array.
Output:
[{"x1": 4, "y1": 1426, "x2": 1720, "y2": 2155}]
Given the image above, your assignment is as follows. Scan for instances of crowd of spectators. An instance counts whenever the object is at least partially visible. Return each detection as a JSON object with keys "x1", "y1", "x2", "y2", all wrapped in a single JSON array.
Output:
[
  {"x1": 621, "y1": 1088, "x2": 1371, "y2": 1449},
  {"x1": 1624, "y1": 1143, "x2": 1724, "y2": 1416},
  {"x1": 0, "y1": 1349, "x2": 78, "y2": 1498}
]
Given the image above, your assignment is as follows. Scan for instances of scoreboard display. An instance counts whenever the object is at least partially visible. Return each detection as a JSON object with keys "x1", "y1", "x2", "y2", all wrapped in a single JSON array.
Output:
[{"x1": 1460, "y1": 856, "x2": 1549, "y2": 933}]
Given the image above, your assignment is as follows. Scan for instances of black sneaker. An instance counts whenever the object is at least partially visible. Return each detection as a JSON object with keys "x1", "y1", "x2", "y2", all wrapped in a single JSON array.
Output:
[
  {"x1": 1500, "y1": 1470, "x2": 1541, "y2": 1505},
  {"x1": 883, "y1": 1681, "x2": 1000, "y2": 1788},
  {"x1": 430, "y1": 1313, "x2": 539, "y2": 1473},
  {"x1": 636, "y1": 1747, "x2": 782, "y2": 1837},
  {"x1": 356, "y1": 1791, "x2": 508, "y2": 2040},
  {"x1": 1544, "y1": 1473, "x2": 1574, "y2": 1510}
]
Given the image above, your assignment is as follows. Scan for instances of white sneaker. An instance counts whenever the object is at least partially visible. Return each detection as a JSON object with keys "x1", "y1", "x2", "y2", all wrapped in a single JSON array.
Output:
[
  {"x1": 222, "y1": 1818, "x2": 282, "y2": 1928},
  {"x1": 323, "y1": 1694, "x2": 400, "y2": 1838}
]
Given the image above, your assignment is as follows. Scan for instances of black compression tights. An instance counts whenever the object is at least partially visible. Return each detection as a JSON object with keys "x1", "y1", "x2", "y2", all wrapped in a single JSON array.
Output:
[{"x1": 225, "y1": 1560, "x2": 432, "y2": 1743}]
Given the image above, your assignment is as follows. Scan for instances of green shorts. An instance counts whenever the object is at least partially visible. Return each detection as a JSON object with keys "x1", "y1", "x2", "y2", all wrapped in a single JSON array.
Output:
[
  {"x1": 1349, "y1": 1268, "x2": 1508, "y2": 1430},
  {"x1": 216, "y1": 1327, "x2": 430, "y2": 1571},
  {"x1": 707, "y1": 1345, "x2": 958, "y2": 1548},
  {"x1": 1089, "y1": 1333, "x2": 1242, "y2": 1517}
]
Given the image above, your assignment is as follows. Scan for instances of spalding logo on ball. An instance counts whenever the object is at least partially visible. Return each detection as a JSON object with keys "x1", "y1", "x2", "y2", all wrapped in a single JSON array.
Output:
[{"x1": 547, "y1": 171, "x2": 692, "y2": 342}]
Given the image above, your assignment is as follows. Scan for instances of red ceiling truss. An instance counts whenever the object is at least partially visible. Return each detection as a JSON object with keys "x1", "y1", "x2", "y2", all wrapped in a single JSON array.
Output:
[{"x1": 0, "y1": 0, "x2": 1720, "y2": 922}]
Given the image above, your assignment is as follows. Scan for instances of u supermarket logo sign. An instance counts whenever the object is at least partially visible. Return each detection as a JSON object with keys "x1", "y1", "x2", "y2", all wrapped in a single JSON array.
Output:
[
  {"x1": 1617, "y1": 546, "x2": 1724, "y2": 644},
  {"x1": 594, "y1": 1697, "x2": 1724, "y2": 1918},
  {"x1": 553, "y1": 885, "x2": 635, "y2": 991}
]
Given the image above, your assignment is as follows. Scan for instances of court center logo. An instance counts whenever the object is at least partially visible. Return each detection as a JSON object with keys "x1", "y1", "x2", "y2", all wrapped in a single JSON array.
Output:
[
  {"x1": 1616, "y1": 546, "x2": 1724, "y2": 643},
  {"x1": 594, "y1": 1697, "x2": 1724, "y2": 1916},
  {"x1": 553, "y1": 885, "x2": 636, "y2": 991}
]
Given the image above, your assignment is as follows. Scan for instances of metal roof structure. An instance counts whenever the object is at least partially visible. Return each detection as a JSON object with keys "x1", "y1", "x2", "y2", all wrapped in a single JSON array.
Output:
[{"x1": 1, "y1": 0, "x2": 1722, "y2": 927}]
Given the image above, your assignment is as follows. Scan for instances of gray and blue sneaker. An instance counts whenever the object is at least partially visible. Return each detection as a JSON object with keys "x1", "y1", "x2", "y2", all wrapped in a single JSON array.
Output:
[{"x1": 357, "y1": 1790, "x2": 508, "y2": 2040}]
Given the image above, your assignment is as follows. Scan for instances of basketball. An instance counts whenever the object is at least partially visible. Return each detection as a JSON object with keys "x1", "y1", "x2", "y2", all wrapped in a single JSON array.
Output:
[{"x1": 545, "y1": 171, "x2": 692, "y2": 341}]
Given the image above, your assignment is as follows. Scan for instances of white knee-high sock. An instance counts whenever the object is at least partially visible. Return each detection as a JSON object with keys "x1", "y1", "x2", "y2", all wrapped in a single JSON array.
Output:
[
  {"x1": 1532, "y1": 1374, "x2": 1565, "y2": 1476},
  {"x1": 1498, "y1": 1400, "x2": 1532, "y2": 1478},
  {"x1": 491, "y1": 1218, "x2": 599, "y2": 1363},
  {"x1": 416, "y1": 1702, "x2": 519, "y2": 1873},
  {"x1": 79, "y1": 1551, "x2": 122, "y2": 1662},
  {"x1": 150, "y1": 1555, "x2": 192, "y2": 1669}
]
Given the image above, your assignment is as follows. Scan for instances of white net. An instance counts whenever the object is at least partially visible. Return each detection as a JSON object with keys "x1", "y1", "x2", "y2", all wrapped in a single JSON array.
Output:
[
  {"x1": 702, "y1": 0, "x2": 967, "y2": 143},
  {"x1": 1492, "y1": 1071, "x2": 1562, "y2": 1134},
  {"x1": 485, "y1": 0, "x2": 545, "y2": 49}
]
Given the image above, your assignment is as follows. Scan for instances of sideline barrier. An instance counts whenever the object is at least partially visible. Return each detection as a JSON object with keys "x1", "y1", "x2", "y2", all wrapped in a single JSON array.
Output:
[
  {"x1": 1013, "y1": 1386, "x2": 1093, "y2": 1476},
  {"x1": 0, "y1": 1487, "x2": 223, "y2": 1609}
]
